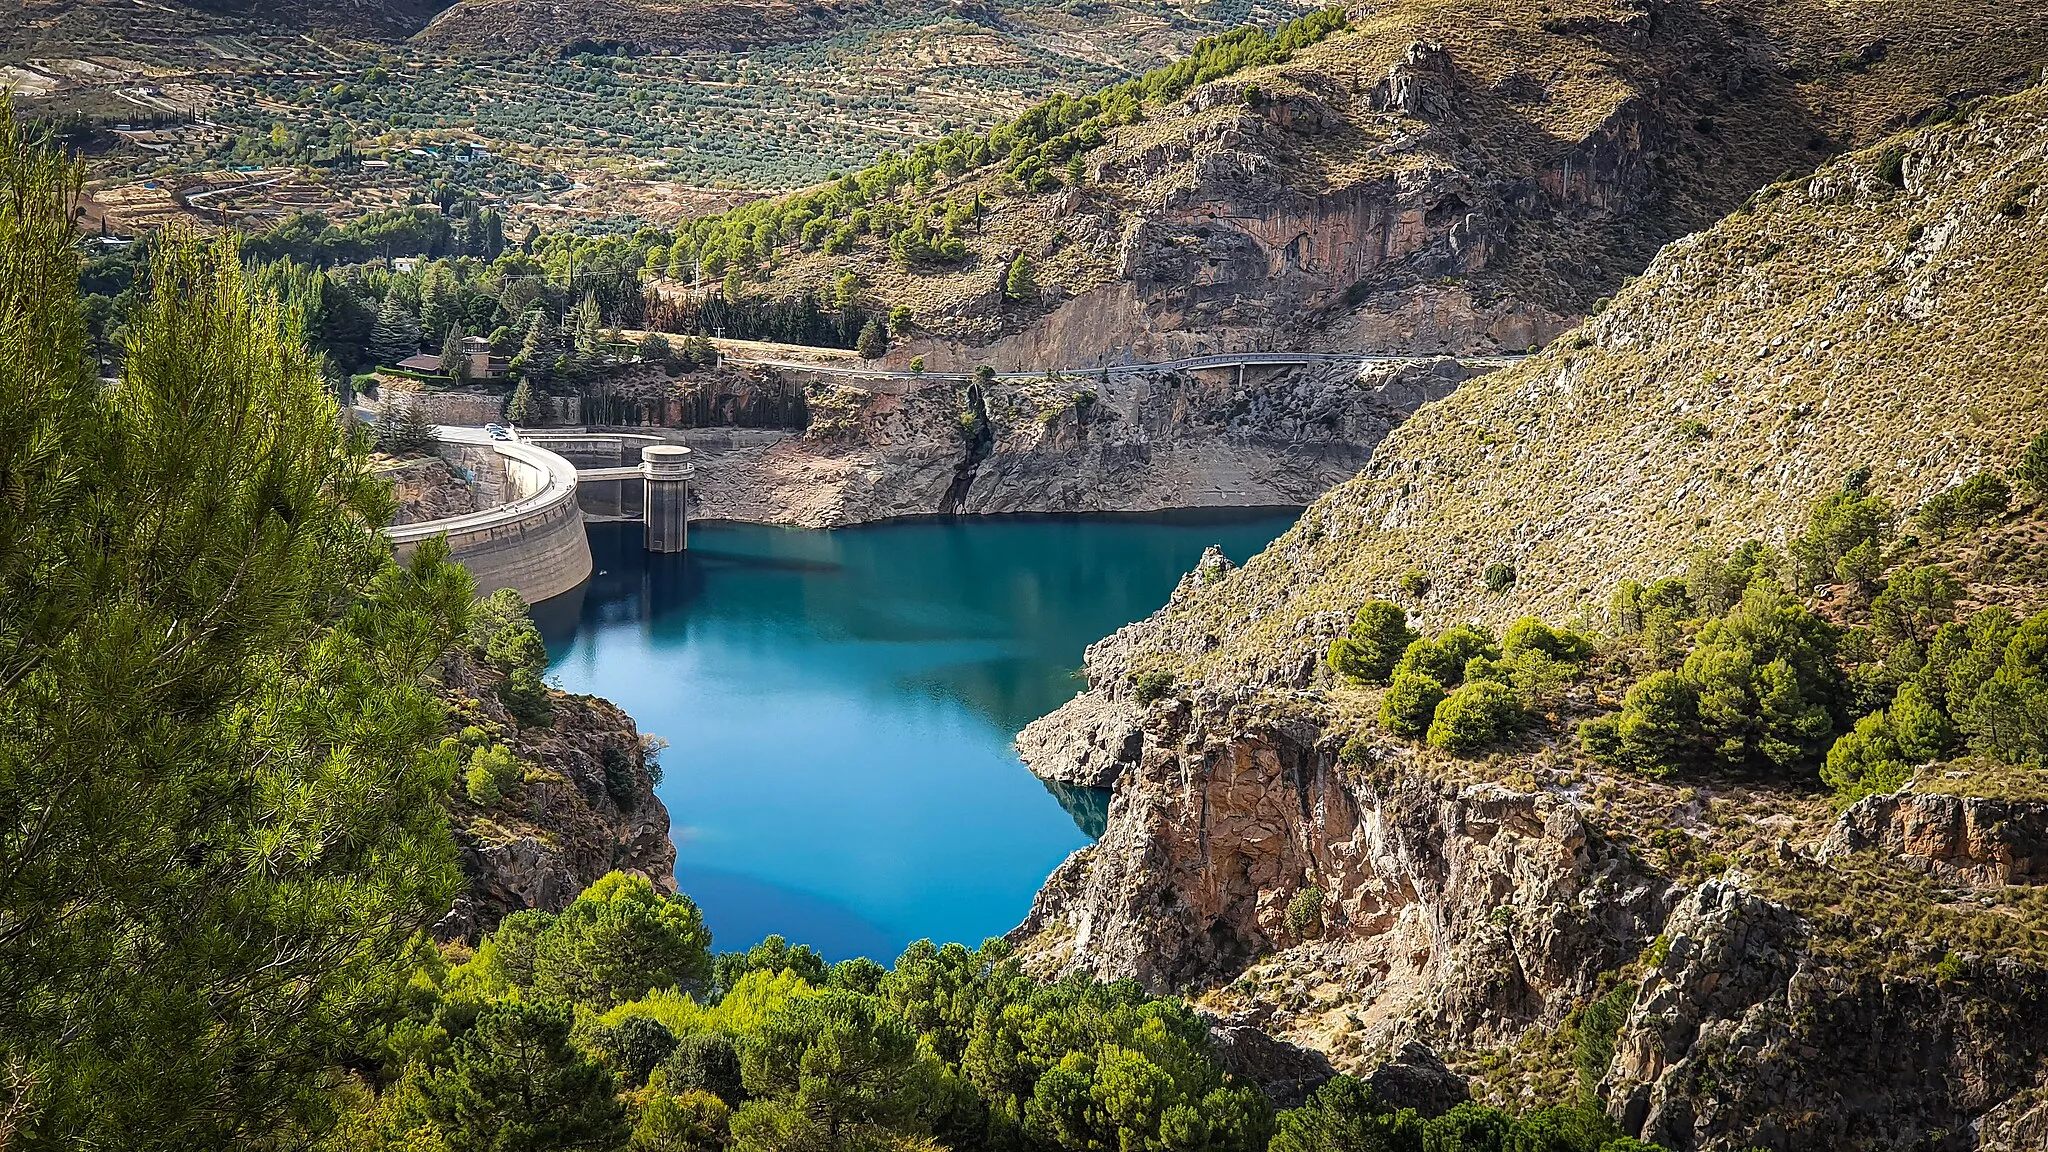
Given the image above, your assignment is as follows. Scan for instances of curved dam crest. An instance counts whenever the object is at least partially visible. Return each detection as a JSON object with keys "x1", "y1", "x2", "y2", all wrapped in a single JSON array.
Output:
[{"x1": 382, "y1": 432, "x2": 593, "y2": 603}]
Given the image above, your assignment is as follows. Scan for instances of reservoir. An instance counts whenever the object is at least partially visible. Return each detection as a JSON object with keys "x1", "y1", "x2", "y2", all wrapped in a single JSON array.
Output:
[{"x1": 536, "y1": 510, "x2": 1297, "y2": 961}]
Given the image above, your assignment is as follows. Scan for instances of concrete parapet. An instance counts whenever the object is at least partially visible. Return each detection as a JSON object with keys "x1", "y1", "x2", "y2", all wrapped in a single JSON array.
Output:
[{"x1": 385, "y1": 439, "x2": 592, "y2": 603}]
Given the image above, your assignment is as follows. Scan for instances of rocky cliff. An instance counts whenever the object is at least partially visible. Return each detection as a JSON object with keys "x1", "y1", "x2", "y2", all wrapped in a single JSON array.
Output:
[
  {"x1": 1009, "y1": 85, "x2": 2048, "y2": 1151},
  {"x1": 680, "y1": 357, "x2": 1474, "y2": 527},
  {"x1": 432, "y1": 653, "x2": 676, "y2": 940}
]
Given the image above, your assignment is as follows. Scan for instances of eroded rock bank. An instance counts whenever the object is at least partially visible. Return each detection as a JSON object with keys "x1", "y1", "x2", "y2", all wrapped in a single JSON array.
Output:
[{"x1": 680, "y1": 357, "x2": 1475, "y2": 527}]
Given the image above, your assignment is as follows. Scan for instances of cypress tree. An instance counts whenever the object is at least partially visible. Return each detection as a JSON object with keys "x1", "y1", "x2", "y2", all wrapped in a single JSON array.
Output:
[
  {"x1": 856, "y1": 318, "x2": 887, "y2": 360},
  {"x1": 440, "y1": 322, "x2": 469, "y2": 382}
]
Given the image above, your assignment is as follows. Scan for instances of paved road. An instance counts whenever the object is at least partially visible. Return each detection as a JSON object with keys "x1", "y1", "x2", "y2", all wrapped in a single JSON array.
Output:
[{"x1": 719, "y1": 350, "x2": 1527, "y2": 383}]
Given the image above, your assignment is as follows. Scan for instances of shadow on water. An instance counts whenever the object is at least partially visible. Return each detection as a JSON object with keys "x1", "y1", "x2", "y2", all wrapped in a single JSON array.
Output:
[
  {"x1": 536, "y1": 508, "x2": 1299, "y2": 958},
  {"x1": 1043, "y1": 781, "x2": 1111, "y2": 840}
]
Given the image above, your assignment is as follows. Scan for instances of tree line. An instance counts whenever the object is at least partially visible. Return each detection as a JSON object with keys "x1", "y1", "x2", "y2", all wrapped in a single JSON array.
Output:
[{"x1": 1317, "y1": 452, "x2": 2048, "y2": 801}]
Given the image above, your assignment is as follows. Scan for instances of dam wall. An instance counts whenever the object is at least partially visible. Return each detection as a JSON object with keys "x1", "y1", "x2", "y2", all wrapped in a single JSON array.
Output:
[{"x1": 385, "y1": 438, "x2": 592, "y2": 604}]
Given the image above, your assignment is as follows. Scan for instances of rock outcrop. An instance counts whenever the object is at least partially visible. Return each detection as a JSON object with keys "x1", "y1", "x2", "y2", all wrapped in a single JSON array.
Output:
[
  {"x1": 1820, "y1": 790, "x2": 2048, "y2": 888},
  {"x1": 1013, "y1": 707, "x2": 1667, "y2": 1049},
  {"x1": 433, "y1": 658, "x2": 676, "y2": 940},
  {"x1": 1602, "y1": 878, "x2": 2048, "y2": 1151}
]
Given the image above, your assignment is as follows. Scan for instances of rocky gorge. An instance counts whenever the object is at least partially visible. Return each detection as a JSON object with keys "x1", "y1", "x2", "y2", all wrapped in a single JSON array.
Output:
[{"x1": 1002, "y1": 85, "x2": 2048, "y2": 1150}]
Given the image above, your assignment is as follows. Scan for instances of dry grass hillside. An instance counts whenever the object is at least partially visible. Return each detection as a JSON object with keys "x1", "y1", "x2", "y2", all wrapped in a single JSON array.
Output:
[
  {"x1": 718, "y1": 0, "x2": 2048, "y2": 367},
  {"x1": 1088, "y1": 78, "x2": 2048, "y2": 689}
]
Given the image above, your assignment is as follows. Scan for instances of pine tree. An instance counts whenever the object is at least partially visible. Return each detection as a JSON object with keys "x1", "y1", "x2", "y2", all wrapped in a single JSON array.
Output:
[
  {"x1": 418, "y1": 1002, "x2": 628, "y2": 1151},
  {"x1": 369, "y1": 289, "x2": 421, "y2": 366},
  {"x1": 418, "y1": 267, "x2": 458, "y2": 346},
  {"x1": 0, "y1": 113, "x2": 470, "y2": 1145},
  {"x1": 506, "y1": 378, "x2": 537, "y2": 424},
  {"x1": 856, "y1": 318, "x2": 887, "y2": 360},
  {"x1": 569, "y1": 290, "x2": 603, "y2": 359},
  {"x1": 515, "y1": 309, "x2": 557, "y2": 385},
  {"x1": 1004, "y1": 253, "x2": 1034, "y2": 302}
]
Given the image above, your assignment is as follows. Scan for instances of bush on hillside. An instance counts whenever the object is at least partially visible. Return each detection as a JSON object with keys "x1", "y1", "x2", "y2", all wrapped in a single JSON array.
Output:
[
  {"x1": 2015, "y1": 429, "x2": 2048, "y2": 497},
  {"x1": 1427, "y1": 681, "x2": 1522, "y2": 753},
  {"x1": 1380, "y1": 669, "x2": 1445, "y2": 738},
  {"x1": 1790, "y1": 471, "x2": 1892, "y2": 591},
  {"x1": 1327, "y1": 600, "x2": 1419, "y2": 685}
]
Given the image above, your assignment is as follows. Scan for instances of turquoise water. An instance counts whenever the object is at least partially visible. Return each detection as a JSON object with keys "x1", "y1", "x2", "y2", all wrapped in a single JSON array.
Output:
[{"x1": 536, "y1": 510, "x2": 1298, "y2": 961}]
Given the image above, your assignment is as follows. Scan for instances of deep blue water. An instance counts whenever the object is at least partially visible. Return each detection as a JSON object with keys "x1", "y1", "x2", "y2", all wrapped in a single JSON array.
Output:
[{"x1": 535, "y1": 510, "x2": 1298, "y2": 962}]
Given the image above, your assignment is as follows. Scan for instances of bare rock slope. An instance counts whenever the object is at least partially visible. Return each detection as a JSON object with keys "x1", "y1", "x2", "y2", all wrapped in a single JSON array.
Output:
[{"x1": 751, "y1": 0, "x2": 2048, "y2": 368}]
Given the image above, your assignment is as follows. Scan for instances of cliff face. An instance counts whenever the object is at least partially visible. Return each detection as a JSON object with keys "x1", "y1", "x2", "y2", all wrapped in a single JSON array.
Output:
[
  {"x1": 682, "y1": 358, "x2": 1474, "y2": 527},
  {"x1": 1015, "y1": 694, "x2": 2048, "y2": 1150},
  {"x1": 1603, "y1": 878, "x2": 2048, "y2": 1151},
  {"x1": 433, "y1": 656, "x2": 676, "y2": 940},
  {"x1": 766, "y1": 0, "x2": 2048, "y2": 370},
  {"x1": 1015, "y1": 706, "x2": 1667, "y2": 1029}
]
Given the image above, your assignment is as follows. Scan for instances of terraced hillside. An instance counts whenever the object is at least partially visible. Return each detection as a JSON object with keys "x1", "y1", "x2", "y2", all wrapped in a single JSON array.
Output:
[
  {"x1": 660, "y1": 0, "x2": 2048, "y2": 367},
  {"x1": 5, "y1": 0, "x2": 1325, "y2": 232}
]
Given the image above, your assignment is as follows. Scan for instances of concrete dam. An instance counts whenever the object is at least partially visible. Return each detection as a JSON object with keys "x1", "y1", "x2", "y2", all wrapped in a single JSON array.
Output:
[{"x1": 383, "y1": 430, "x2": 693, "y2": 604}]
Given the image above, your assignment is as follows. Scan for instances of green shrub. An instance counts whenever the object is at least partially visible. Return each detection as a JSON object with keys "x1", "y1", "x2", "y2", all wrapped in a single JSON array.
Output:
[
  {"x1": 1889, "y1": 681, "x2": 1956, "y2": 760},
  {"x1": 661, "y1": 1032, "x2": 744, "y2": 1102},
  {"x1": 1337, "y1": 735, "x2": 1372, "y2": 769},
  {"x1": 2014, "y1": 429, "x2": 2048, "y2": 497},
  {"x1": 1380, "y1": 669, "x2": 1445, "y2": 737},
  {"x1": 1285, "y1": 885, "x2": 1323, "y2": 939},
  {"x1": 1426, "y1": 681, "x2": 1522, "y2": 753},
  {"x1": 1789, "y1": 474, "x2": 1892, "y2": 591},
  {"x1": 1484, "y1": 562, "x2": 1517, "y2": 593},
  {"x1": 1871, "y1": 564, "x2": 1961, "y2": 646},
  {"x1": 1963, "y1": 611, "x2": 2048, "y2": 763},
  {"x1": 1573, "y1": 983, "x2": 1634, "y2": 1104},
  {"x1": 465, "y1": 758, "x2": 505, "y2": 805},
  {"x1": 1954, "y1": 472, "x2": 2012, "y2": 525},
  {"x1": 500, "y1": 668, "x2": 556, "y2": 728},
  {"x1": 1503, "y1": 617, "x2": 1596, "y2": 663},
  {"x1": 1821, "y1": 711, "x2": 1911, "y2": 801},
  {"x1": 1325, "y1": 600, "x2": 1418, "y2": 685},
  {"x1": 1131, "y1": 669, "x2": 1174, "y2": 705},
  {"x1": 469, "y1": 743, "x2": 524, "y2": 799},
  {"x1": 855, "y1": 318, "x2": 887, "y2": 360},
  {"x1": 1684, "y1": 540, "x2": 1774, "y2": 618},
  {"x1": 1580, "y1": 670, "x2": 1697, "y2": 778},
  {"x1": 1398, "y1": 567, "x2": 1432, "y2": 599},
  {"x1": 1395, "y1": 625, "x2": 1500, "y2": 687}
]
